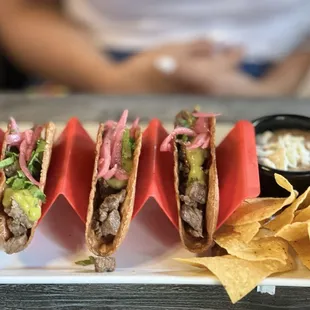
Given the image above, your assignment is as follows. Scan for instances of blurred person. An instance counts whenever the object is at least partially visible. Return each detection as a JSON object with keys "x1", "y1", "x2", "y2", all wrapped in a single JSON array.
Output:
[{"x1": 0, "y1": 0, "x2": 310, "y2": 96}]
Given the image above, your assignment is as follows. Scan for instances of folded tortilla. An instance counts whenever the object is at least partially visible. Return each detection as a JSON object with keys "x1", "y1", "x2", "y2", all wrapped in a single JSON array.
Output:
[
  {"x1": 86, "y1": 122, "x2": 142, "y2": 256},
  {"x1": 0, "y1": 121, "x2": 55, "y2": 254},
  {"x1": 174, "y1": 116, "x2": 219, "y2": 253}
]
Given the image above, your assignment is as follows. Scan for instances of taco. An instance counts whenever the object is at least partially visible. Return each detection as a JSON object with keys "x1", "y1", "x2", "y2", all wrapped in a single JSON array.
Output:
[
  {"x1": 0, "y1": 118, "x2": 55, "y2": 254},
  {"x1": 160, "y1": 108, "x2": 219, "y2": 253},
  {"x1": 86, "y1": 110, "x2": 142, "y2": 257}
]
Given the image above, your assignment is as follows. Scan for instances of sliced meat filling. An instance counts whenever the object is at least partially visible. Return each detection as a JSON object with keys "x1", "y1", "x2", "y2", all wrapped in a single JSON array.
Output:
[
  {"x1": 178, "y1": 143, "x2": 208, "y2": 238},
  {"x1": 92, "y1": 181, "x2": 126, "y2": 242},
  {"x1": 2, "y1": 200, "x2": 33, "y2": 253},
  {"x1": 94, "y1": 256, "x2": 116, "y2": 272}
]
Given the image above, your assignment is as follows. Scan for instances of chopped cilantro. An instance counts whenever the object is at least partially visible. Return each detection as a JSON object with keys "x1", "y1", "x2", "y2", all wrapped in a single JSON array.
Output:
[
  {"x1": 75, "y1": 256, "x2": 95, "y2": 266},
  {"x1": 28, "y1": 139, "x2": 46, "y2": 175},
  {"x1": 28, "y1": 185, "x2": 46, "y2": 202},
  {"x1": 176, "y1": 110, "x2": 196, "y2": 129},
  {"x1": 182, "y1": 135, "x2": 188, "y2": 142},
  {"x1": 129, "y1": 137, "x2": 135, "y2": 152},
  {"x1": 4, "y1": 139, "x2": 46, "y2": 203},
  {"x1": 0, "y1": 157, "x2": 15, "y2": 169},
  {"x1": 178, "y1": 119, "x2": 189, "y2": 128},
  {"x1": 5, "y1": 151, "x2": 18, "y2": 159}
]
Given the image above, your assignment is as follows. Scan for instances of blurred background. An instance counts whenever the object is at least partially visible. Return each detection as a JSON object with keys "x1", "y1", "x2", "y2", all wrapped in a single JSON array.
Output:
[{"x1": 1, "y1": 0, "x2": 310, "y2": 97}]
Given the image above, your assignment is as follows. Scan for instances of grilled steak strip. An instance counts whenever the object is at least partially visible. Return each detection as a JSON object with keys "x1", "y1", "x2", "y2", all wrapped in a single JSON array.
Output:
[{"x1": 178, "y1": 143, "x2": 209, "y2": 238}]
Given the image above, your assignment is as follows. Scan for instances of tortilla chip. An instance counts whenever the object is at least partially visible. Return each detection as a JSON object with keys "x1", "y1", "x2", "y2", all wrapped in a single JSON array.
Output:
[
  {"x1": 175, "y1": 254, "x2": 294, "y2": 304},
  {"x1": 85, "y1": 125, "x2": 142, "y2": 256},
  {"x1": 0, "y1": 122, "x2": 56, "y2": 254},
  {"x1": 293, "y1": 204, "x2": 310, "y2": 223},
  {"x1": 233, "y1": 222, "x2": 261, "y2": 243},
  {"x1": 215, "y1": 223, "x2": 260, "y2": 244},
  {"x1": 295, "y1": 210, "x2": 302, "y2": 217},
  {"x1": 275, "y1": 222, "x2": 310, "y2": 241},
  {"x1": 226, "y1": 174, "x2": 296, "y2": 226},
  {"x1": 175, "y1": 116, "x2": 219, "y2": 253},
  {"x1": 253, "y1": 227, "x2": 275, "y2": 239},
  {"x1": 290, "y1": 238, "x2": 310, "y2": 270},
  {"x1": 265, "y1": 187, "x2": 310, "y2": 232},
  {"x1": 214, "y1": 231, "x2": 289, "y2": 264}
]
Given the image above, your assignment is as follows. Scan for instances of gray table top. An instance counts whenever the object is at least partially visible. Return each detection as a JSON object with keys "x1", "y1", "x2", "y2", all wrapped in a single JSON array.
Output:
[
  {"x1": 1, "y1": 94, "x2": 310, "y2": 310},
  {"x1": 0, "y1": 93, "x2": 309, "y2": 123}
]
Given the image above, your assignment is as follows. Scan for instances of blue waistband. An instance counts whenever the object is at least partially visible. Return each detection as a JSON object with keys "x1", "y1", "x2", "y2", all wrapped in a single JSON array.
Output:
[{"x1": 107, "y1": 50, "x2": 272, "y2": 78}]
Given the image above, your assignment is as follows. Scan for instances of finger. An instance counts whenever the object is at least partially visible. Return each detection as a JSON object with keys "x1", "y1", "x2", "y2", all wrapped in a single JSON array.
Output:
[
  {"x1": 171, "y1": 59, "x2": 210, "y2": 91},
  {"x1": 216, "y1": 47, "x2": 244, "y2": 68},
  {"x1": 188, "y1": 39, "x2": 214, "y2": 56},
  {"x1": 154, "y1": 39, "x2": 213, "y2": 58}
]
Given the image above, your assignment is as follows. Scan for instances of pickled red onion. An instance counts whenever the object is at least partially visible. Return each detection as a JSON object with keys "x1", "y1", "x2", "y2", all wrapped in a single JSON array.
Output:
[
  {"x1": 111, "y1": 110, "x2": 128, "y2": 167},
  {"x1": 103, "y1": 164, "x2": 117, "y2": 180},
  {"x1": 19, "y1": 140, "x2": 40, "y2": 186},
  {"x1": 24, "y1": 130, "x2": 33, "y2": 145},
  {"x1": 187, "y1": 133, "x2": 207, "y2": 150},
  {"x1": 192, "y1": 112, "x2": 221, "y2": 118},
  {"x1": 26, "y1": 126, "x2": 43, "y2": 161},
  {"x1": 194, "y1": 117, "x2": 209, "y2": 134},
  {"x1": 98, "y1": 110, "x2": 138, "y2": 181},
  {"x1": 115, "y1": 169, "x2": 129, "y2": 180},
  {"x1": 201, "y1": 135, "x2": 211, "y2": 149},
  {"x1": 104, "y1": 121, "x2": 117, "y2": 129},
  {"x1": 9, "y1": 117, "x2": 19, "y2": 133},
  {"x1": 112, "y1": 110, "x2": 128, "y2": 144},
  {"x1": 98, "y1": 131, "x2": 112, "y2": 178},
  {"x1": 6, "y1": 134, "x2": 22, "y2": 145},
  {"x1": 130, "y1": 117, "x2": 140, "y2": 138},
  {"x1": 111, "y1": 128, "x2": 125, "y2": 167},
  {"x1": 160, "y1": 127, "x2": 196, "y2": 152}
]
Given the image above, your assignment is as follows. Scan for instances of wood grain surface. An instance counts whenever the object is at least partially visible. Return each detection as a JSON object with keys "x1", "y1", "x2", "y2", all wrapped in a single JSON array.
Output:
[
  {"x1": 0, "y1": 94, "x2": 309, "y2": 123},
  {"x1": 1, "y1": 94, "x2": 310, "y2": 310},
  {"x1": 1, "y1": 284, "x2": 310, "y2": 309}
]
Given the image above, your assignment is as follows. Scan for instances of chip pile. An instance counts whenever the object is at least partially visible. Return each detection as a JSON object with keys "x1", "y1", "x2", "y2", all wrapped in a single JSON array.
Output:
[{"x1": 175, "y1": 174, "x2": 310, "y2": 303}]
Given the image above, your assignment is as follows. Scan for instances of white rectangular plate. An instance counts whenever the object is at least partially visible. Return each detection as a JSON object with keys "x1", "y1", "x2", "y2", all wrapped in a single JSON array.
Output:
[{"x1": 0, "y1": 122, "x2": 309, "y2": 286}]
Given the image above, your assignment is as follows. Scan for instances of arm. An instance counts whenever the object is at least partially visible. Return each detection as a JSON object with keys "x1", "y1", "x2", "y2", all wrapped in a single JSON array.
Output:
[
  {"x1": 0, "y1": 0, "x2": 117, "y2": 92},
  {"x1": 261, "y1": 50, "x2": 310, "y2": 96}
]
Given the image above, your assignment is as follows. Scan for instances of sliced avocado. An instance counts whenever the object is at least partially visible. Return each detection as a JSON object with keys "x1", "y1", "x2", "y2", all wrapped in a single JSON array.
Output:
[
  {"x1": 121, "y1": 128, "x2": 134, "y2": 173},
  {"x1": 186, "y1": 148, "x2": 207, "y2": 185},
  {"x1": 122, "y1": 158, "x2": 133, "y2": 173},
  {"x1": 122, "y1": 129, "x2": 132, "y2": 159},
  {"x1": 2, "y1": 188, "x2": 41, "y2": 222},
  {"x1": 2, "y1": 188, "x2": 14, "y2": 208},
  {"x1": 106, "y1": 178, "x2": 128, "y2": 190}
]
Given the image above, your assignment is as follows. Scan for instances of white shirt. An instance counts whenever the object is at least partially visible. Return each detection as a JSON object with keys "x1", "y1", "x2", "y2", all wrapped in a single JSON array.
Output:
[{"x1": 64, "y1": 0, "x2": 310, "y2": 62}]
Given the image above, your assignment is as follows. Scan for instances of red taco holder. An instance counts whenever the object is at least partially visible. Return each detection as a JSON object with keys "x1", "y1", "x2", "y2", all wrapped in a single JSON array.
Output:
[
  {"x1": 133, "y1": 119, "x2": 178, "y2": 228},
  {"x1": 42, "y1": 118, "x2": 95, "y2": 223},
  {"x1": 139, "y1": 119, "x2": 260, "y2": 230},
  {"x1": 216, "y1": 120, "x2": 260, "y2": 228},
  {"x1": 39, "y1": 118, "x2": 259, "y2": 232},
  {"x1": 42, "y1": 118, "x2": 179, "y2": 228}
]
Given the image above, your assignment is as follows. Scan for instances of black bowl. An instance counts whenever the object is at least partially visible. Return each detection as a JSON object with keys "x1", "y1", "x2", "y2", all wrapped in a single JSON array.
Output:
[{"x1": 252, "y1": 114, "x2": 310, "y2": 197}]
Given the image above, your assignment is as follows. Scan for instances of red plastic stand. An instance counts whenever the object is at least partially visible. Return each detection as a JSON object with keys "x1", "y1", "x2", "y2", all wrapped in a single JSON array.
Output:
[
  {"x1": 0, "y1": 118, "x2": 260, "y2": 231},
  {"x1": 133, "y1": 119, "x2": 178, "y2": 228},
  {"x1": 216, "y1": 120, "x2": 260, "y2": 228},
  {"x1": 43, "y1": 118, "x2": 95, "y2": 223}
]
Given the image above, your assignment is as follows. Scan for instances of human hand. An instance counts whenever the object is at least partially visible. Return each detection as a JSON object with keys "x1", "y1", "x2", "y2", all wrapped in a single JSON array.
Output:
[
  {"x1": 159, "y1": 46, "x2": 274, "y2": 96},
  {"x1": 103, "y1": 40, "x2": 214, "y2": 93},
  {"x1": 104, "y1": 40, "x2": 281, "y2": 96}
]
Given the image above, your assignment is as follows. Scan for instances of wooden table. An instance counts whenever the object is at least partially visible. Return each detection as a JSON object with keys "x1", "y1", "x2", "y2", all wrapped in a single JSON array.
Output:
[{"x1": 0, "y1": 94, "x2": 310, "y2": 310}]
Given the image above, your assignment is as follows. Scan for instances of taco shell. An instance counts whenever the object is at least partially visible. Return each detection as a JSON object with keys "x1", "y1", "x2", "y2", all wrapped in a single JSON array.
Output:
[
  {"x1": 0, "y1": 122, "x2": 55, "y2": 254},
  {"x1": 174, "y1": 116, "x2": 219, "y2": 253},
  {"x1": 86, "y1": 124, "x2": 142, "y2": 256}
]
